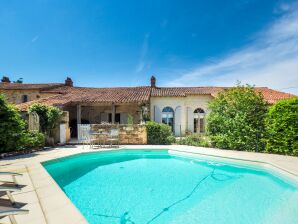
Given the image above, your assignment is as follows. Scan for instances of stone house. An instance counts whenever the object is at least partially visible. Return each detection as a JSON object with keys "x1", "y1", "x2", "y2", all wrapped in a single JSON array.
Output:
[
  {"x1": 0, "y1": 76, "x2": 74, "y2": 104},
  {"x1": 1, "y1": 75, "x2": 295, "y2": 137}
]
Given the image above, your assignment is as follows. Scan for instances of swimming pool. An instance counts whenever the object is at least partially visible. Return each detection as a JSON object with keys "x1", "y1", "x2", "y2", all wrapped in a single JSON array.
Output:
[{"x1": 43, "y1": 150, "x2": 298, "y2": 224}]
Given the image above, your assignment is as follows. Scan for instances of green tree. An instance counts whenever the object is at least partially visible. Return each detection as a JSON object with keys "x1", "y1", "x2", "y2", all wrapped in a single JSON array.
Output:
[
  {"x1": 13, "y1": 78, "x2": 23, "y2": 83},
  {"x1": 207, "y1": 85, "x2": 268, "y2": 151},
  {"x1": 0, "y1": 94, "x2": 25, "y2": 152},
  {"x1": 265, "y1": 97, "x2": 298, "y2": 156}
]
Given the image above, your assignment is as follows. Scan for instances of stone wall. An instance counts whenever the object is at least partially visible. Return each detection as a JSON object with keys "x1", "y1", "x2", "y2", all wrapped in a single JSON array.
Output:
[
  {"x1": 91, "y1": 124, "x2": 147, "y2": 144},
  {"x1": 0, "y1": 89, "x2": 56, "y2": 104}
]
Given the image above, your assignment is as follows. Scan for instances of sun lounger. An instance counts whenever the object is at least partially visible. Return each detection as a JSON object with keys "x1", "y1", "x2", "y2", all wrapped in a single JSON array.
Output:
[
  {"x1": 0, "y1": 185, "x2": 22, "y2": 205},
  {"x1": 0, "y1": 205, "x2": 28, "y2": 224},
  {"x1": 0, "y1": 172, "x2": 22, "y2": 186}
]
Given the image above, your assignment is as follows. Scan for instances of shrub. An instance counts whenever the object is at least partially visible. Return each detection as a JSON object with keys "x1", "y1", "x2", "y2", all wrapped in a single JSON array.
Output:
[
  {"x1": 146, "y1": 121, "x2": 175, "y2": 144},
  {"x1": 265, "y1": 97, "x2": 298, "y2": 156},
  {"x1": 207, "y1": 85, "x2": 268, "y2": 151},
  {"x1": 177, "y1": 134, "x2": 211, "y2": 147},
  {"x1": 0, "y1": 95, "x2": 45, "y2": 153},
  {"x1": 20, "y1": 131, "x2": 45, "y2": 150},
  {"x1": 0, "y1": 94, "x2": 26, "y2": 152},
  {"x1": 29, "y1": 104, "x2": 62, "y2": 136}
]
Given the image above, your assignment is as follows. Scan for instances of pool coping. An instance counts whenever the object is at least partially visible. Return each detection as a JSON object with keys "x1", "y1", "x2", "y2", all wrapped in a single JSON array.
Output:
[{"x1": 1, "y1": 145, "x2": 298, "y2": 224}]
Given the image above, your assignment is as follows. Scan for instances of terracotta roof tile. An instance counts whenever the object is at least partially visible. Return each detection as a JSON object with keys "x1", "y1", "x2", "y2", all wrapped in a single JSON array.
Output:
[
  {"x1": 151, "y1": 86, "x2": 296, "y2": 104},
  {"x1": 15, "y1": 85, "x2": 296, "y2": 111},
  {"x1": 255, "y1": 87, "x2": 296, "y2": 104},
  {"x1": 151, "y1": 87, "x2": 224, "y2": 97},
  {"x1": 0, "y1": 83, "x2": 64, "y2": 90},
  {"x1": 16, "y1": 86, "x2": 152, "y2": 111}
]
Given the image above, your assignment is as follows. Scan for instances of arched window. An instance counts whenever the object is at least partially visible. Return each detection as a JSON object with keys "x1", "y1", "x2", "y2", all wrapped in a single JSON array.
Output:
[
  {"x1": 22, "y1": 95, "x2": 28, "y2": 103},
  {"x1": 162, "y1": 107, "x2": 174, "y2": 131},
  {"x1": 194, "y1": 108, "x2": 205, "y2": 133}
]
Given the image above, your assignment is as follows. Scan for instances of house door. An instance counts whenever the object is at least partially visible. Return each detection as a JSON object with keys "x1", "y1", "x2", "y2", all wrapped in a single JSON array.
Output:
[{"x1": 108, "y1": 113, "x2": 121, "y2": 123}]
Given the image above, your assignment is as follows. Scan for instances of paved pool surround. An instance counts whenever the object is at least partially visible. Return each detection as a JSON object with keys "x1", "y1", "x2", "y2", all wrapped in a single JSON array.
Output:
[{"x1": 0, "y1": 145, "x2": 298, "y2": 224}]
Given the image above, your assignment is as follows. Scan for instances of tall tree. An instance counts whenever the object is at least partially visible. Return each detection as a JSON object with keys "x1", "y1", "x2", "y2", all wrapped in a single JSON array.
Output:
[{"x1": 207, "y1": 85, "x2": 267, "y2": 151}]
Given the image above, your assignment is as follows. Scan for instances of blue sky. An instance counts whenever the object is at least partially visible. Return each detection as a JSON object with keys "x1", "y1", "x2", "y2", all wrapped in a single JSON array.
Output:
[{"x1": 1, "y1": 0, "x2": 298, "y2": 93}]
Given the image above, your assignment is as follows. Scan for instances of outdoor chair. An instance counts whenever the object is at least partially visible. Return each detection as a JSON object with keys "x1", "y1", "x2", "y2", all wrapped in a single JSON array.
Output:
[
  {"x1": 88, "y1": 130, "x2": 99, "y2": 148},
  {"x1": 107, "y1": 128, "x2": 119, "y2": 147},
  {"x1": 97, "y1": 129, "x2": 108, "y2": 148}
]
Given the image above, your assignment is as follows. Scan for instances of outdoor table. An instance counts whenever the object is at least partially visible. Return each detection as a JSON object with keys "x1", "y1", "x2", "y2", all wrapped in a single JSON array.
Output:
[{"x1": 90, "y1": 132, "x2": 109, "y2": 148}]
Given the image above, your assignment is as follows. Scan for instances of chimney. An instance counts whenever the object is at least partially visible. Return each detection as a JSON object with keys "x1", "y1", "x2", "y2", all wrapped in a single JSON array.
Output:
[
  {"x1": 65, "y1": 77, "x2": 73, "y2": 87},
  {"x1": 150, "y1": 75, "x2": 156, "y2": 88},
  {"x1": 1, "y1": 76, "x2": 11, "y2": 83}
]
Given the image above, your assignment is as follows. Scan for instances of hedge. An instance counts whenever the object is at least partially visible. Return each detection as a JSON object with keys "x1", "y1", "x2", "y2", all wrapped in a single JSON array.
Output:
[
  {"x1": 0, "y1": 94, "x2": 26, "y2": 152},
  {"x1": 265, "y1": 97, "x2": 298, "y2": 156},
  {"x1": 207, "y1": 85, "x2": 268, "y2": 151},
  {"x1": 146, "y1": 121, "x2": 175, "y2": 144}
]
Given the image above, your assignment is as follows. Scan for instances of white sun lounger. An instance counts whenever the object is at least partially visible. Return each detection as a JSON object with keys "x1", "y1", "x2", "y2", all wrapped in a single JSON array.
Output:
[
  {"x1": 0, "y1": 205, "x2": 28, "y2": 224},
  {"x1": 0, "y1": 172, "x2": 23, "y2": 186},
  {"x1": 0, "y1": 185, "x2": 22, "y2": 204}
]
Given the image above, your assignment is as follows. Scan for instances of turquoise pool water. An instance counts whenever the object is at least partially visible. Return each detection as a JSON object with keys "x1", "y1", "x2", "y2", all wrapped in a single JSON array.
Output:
[{"x1": 43, "y1": 150, "x2": 298, "y2": 224}]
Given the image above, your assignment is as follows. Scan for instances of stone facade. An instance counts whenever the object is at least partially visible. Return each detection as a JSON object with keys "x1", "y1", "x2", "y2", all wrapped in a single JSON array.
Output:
[
  {"x1": 0, "y1": 89, "x2": 55, "y2": 104},
  {"x1": 91, "y1": 124, "x2": 147, "y2": 144}
]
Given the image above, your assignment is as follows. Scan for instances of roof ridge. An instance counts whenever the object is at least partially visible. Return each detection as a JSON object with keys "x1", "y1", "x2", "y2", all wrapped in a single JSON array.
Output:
[{"x1": 70, "y1": 86, "x2": 151, "y2": 90}]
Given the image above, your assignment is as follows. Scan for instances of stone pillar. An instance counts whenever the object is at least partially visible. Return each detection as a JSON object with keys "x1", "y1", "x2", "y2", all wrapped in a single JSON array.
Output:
[
  {"x1": 77, "y1": 104, "x2": 81, "y2": 124},
  {"x1": 112, "y1": 104, "x2": 116, "y2": 124},
  {"x1": 181, "y1": 105, "x2": 187, "y2": 136}
]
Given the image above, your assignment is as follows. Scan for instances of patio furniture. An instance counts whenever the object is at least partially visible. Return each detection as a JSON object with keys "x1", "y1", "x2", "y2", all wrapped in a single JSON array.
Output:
[
  {"x1": 0, "y1": 172, "x2": 22, "y2": 186},
  {"x1": 107, "y1": 128, "x2": 119, "y2": 147},
  {"x1": 97, "y1": 131, "x2": 108, "y2": 148},
  {"x1": 89, "y1": 130, "x2": 100, "y2": 148},
  {"x1": 0, "y1": 205, "x2": 28, "y2": 224},
  {"x1": 89, "y1": 131, "x2": 109, "y2": 148},
  {"x1": 0, "y1": 172, "x2": 28, "y2": 224},
  {"x1": 0, "y1": 185, "x2": 21, "y2": 205}
]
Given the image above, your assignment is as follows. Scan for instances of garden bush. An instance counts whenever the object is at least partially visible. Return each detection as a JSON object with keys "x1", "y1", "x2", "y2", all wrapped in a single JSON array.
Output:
[
  {"x1": 207, "y1": 85, "x2": 268, "y2": 151},
  {"x1": 0, "y1": 94, "x2": 25, "y2": 152},
  {"x1": 0, "y1": 95, "x2": 45, "y2": 153},
  {"x1": 177, "y1": 134, "x2": 211, "y2": 147},
  {"x1": 20, "y1": 131, "x2": 45, "y2": 151},
  {"x1": 265, "y1": 97, "x2": 298, "y2": 156},
  {"x1": 146, "y1": 121, "x2": 175, "y2": 144}
]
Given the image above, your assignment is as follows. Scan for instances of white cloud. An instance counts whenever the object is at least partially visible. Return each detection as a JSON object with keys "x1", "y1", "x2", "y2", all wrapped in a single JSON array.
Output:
[
  {"x1": 167, "y1": 4, "x2": 298, "y2": 94},
  {"x1": 135, "y1": 33, "x2": 150, "y2": 73}
]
